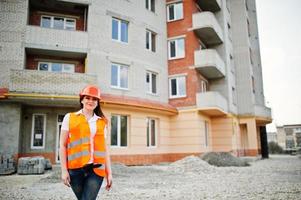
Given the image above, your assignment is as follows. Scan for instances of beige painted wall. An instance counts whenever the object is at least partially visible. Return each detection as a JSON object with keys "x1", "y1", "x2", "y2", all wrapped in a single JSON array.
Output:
[
  {"x1": 169, "y1": 110, "x2": 212, "y2": 154},
  {"x1": 239, "y1": 117, "x2": 259, "y2": 150}
]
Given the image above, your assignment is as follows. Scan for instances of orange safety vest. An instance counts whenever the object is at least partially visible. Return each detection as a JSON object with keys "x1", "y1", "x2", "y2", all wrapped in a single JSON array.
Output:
[{"x1": 67, "y1": 113, "x2": 107, "y2": 177}]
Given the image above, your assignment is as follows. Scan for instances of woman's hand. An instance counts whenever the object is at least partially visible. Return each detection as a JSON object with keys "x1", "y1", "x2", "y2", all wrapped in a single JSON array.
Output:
[
  {"x1": 105, "y1": 172, "x2": 113, "y2": 191},
  {"x1": 61, "y1": 169, "x2": 71, "y2": 187}
]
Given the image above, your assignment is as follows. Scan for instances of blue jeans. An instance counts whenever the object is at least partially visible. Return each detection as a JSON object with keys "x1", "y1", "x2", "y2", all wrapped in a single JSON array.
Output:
[{"x1": 69, "y1": 165, "x2": 104, "y2": 200}]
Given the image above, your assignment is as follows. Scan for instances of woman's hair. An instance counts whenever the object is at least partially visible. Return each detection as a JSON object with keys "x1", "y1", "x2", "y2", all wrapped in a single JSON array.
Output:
[{"x1": 79, "y1": 96, "x2": 106, "y2": 119}]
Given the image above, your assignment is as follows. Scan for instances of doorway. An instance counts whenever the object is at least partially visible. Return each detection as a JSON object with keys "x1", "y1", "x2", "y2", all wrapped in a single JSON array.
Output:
[{"x1": 55, "y1": 115, "x2": 64, "y2": 163}]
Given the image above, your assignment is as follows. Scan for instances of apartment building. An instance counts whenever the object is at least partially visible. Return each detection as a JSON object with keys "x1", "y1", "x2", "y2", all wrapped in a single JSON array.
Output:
[
  {"x1": 0, "y1": 0, "x2": 271, "y2": 165},
  {"x1": 276, "y1": 124, "x2": 301, "y2": 150}
]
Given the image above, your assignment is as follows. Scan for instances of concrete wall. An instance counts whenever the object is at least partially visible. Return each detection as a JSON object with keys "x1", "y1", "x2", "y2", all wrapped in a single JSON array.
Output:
[
  {"x1": 0, "y1": 103, "x2": 22, "y2": 155},
  {"x1": 20, "y1": 106, "x2": 75, "y2": 157},
  {"x1": 86, "y1": 0, "x2": 169, "y2": 103},
  {"x1": 230, "y1": 0, "x2": 255, "y2": 115},
  {"x1": 247, "y1": 0, "x2": 265, "y2": 106}
]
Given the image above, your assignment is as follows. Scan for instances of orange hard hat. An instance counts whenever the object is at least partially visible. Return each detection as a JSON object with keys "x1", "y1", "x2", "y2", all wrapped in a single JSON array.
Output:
[{"x1": 80, "y1": 85, "x2": 101, "y2": 100}]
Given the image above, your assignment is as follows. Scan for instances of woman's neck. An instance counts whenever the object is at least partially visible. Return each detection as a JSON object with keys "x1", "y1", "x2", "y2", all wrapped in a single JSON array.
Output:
[{"x1": 82, "y1": 108, "x2": 93, "y2": 120}]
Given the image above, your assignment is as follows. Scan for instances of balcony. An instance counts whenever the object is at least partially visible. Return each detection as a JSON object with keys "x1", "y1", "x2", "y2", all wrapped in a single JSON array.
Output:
[
  {"x1": 254, "y1": 105, "x2": 272, "y2": 122},
  {"x1": 196, "y1": 92, "x2": 228, "y2": 116},
  {"x1": 194, "y1": 49, "x2": 225, "y2": 79},
  {"x1": 192, "y1": 12, "x2": 223, "y2": 46},
  {"x1": 196, "y1": 0, "x2": 222, "y2": 12},
  {"x1": 9, "y1": 69, "x2": 97, "y2": 96},
  {"x1": 25, "y1": 25, "x2": 88, "y2": 53}
]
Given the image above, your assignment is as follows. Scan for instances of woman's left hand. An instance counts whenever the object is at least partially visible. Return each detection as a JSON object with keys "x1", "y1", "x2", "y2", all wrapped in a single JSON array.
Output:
[{"x1": 105, "y1": 172, "x2": 113, "y2": 191}]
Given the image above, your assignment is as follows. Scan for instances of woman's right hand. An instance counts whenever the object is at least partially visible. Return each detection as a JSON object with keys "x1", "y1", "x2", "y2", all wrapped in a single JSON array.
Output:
[{"x1": 61, "y1": 170, "x2": 71, "y2": 187}]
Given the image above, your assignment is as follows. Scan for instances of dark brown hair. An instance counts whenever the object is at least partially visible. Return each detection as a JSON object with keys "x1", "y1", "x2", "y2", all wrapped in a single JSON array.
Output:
[{"x1": 79, "y1": 96, "x2": 106, "y2": 119}]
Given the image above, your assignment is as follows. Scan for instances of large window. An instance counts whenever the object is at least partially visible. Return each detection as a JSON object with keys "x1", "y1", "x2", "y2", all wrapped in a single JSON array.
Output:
[
  {"x1": 167, "y1": 2, "x2": 183, "y2": 22},
  {"x1": 146, "y1": 30, "x2": 156, "y2": 52},
  {"x1": 41, "y1": 16, "x2": 76, "y2": 30},
  {"x1": 111, "y1": 63, "x2": 129, "y2": 89},
  {"x1": 168, "y1": 38, "x2": 185, "y2": 59},
  {"x1": 146, "y1": 0, "x2": 155, "y2": 12},
  {"x1": 169, "y1": 76, "x2": 186, "y2": 98},
  {"x1": 111, "y1": 115, "x2": 128, "y2": 147},
  {"x1": 146, "y1": 118, "x2": 157, "y2": 147},
  {"x1": 112, "y1": 18, "x2": 128, "y2": 43},
  {"x1": 146, "y1": 71, "x2": 157, "y2": 94},
  {"x1": 38, "y1": 62, "x2": 75, "y2": 73},
  {"x1": 31, "y1": 114, "x2": 46, "y2": 149}
]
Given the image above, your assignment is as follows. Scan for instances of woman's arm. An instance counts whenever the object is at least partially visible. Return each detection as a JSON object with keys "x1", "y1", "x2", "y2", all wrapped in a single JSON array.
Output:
[
  {"x1": 105, "y1": 142, "x2": 113, "y2": 190},
  {"x1": 59, "y1": 129, "x2": 71, "y2": 187}
]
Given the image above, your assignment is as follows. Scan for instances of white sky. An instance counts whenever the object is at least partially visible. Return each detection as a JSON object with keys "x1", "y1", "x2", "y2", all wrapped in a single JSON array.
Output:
[{"x1": 256, "y1": 0, "x2": 301, "y2": 131}]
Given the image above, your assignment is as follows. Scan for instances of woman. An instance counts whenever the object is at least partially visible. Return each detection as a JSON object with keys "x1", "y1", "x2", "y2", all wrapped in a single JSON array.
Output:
[{"x1": 59, "y1": 85, "x2": 112, "y2": 200}]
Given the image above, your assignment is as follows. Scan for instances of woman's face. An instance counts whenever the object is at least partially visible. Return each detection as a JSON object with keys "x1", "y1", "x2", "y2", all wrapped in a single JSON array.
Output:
[{"x1": 81, "y1": 95, "x2": 99, "y2": 111}]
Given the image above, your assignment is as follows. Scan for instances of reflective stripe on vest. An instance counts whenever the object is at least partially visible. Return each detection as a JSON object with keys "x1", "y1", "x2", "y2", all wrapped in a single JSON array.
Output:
[
  {"x1": 94, "y1": 151, "x2": 106, "y2": 158},
  {"x1": 67, "y1": 137, "x2": 90, "y2": 149},
  {"x1": 68, "y1": 150, "x2": 90, "y2": 161}
]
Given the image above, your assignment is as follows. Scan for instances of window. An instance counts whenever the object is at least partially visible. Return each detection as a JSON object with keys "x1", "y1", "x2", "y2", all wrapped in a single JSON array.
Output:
[
  {"x1": 168, "y1": 38, "x2": 185, "y2": 59},
  {"x1": 252, "y1": 76, "x2": 255, "y2": 93},
  {"x1": 31, "y1": 114, "x2": 46, "y2": 149},
  {"x1": 41, "y1": 16, "x2": 76, "y2": 30},
  {"x1": 111, "y1": 63, "x2": 129, "y2": 89},
  {"x1": 146, "y1": 30, "x2": 156, "y2": 52},
  {"x1": 204, "y1": 121, "x2": 209, "y2": 147},
  {"x1": 232, "y1": 87, "x2": 237, "y2": 105},
  {"x1": 38, "y1": 62, "x2": 75, "y2": 73},
  {"x1": 247, "y1": 19, "x2": 251, "y2": 37},
  {"x1": 111, "y1": 115, "x2": 128, "y2": 147},
  {"x1": 169, "y1": 76, "x2": 186, "y2": 98},
  {"x1": 249, "y1": 48, "x2": 253, "y2": 65},
  {"x1": 167, "y1": 2, "x2": 183, "y2": 22},
  {"x1": 146, "y1": 0, "x2": 155, "y2": 12},
  {"x1": 146, "y1": 71, "x2": 157, "y2": 94},
  {"x1": 201, "y1": 80, "x2": 207, "y2": 93},
  {"x1": 112, "y1": 18, "x2": 128, "y2": 43},
  {"x1": 146, "y1": 118, "x2": 157, "y2": 147}
]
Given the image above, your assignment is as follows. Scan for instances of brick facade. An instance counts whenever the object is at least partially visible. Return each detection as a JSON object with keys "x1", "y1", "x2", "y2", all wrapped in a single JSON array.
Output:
[{"x1": 167, "y1": 0, "x2": 208, "y2": 107}]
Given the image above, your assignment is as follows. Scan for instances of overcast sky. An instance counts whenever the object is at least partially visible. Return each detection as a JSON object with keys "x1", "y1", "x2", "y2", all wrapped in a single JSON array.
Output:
[{"x1": 255, "y1": 0, "x2": 301, "y2": 131}]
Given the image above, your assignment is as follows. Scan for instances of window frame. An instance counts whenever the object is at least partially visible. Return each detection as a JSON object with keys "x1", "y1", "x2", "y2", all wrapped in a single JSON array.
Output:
[
  {"x1": 169, "y1": 75, "x2": 186, "y2": 98},
  {"x1": 31, "y1": 113, "x2": 46, "y2": 149},
  {"x1": 167, "y1": 2, "x2": 184, "y2": 22},
  {"x1": 168, "y1": 38, "x2": 185, "y2": 60},
  {"x1": 38, "y1": 61, "x2": 75, "y2": 73},
  {"x1": 110, "y1": 63, "x2": 129, "y2": 90},
  {"x1": 40, "y1": 15, "x2": 76, "y2": 30},
  {"x1": 146, "y1": 0, "x2": 155, "y2": 12},
  {"x1": 201, "y1": 80, "x2": 207, "y2": 93},
  {"x1": 112, "y1": 17, "x2": 129, "y2": 43},
  {"x1": 146, "y1": 71, "x2": 157, "y2": 95},
  {"x1": 146, "y1": 29, "x2": 156, "y2": 52},
  {"x1": 110, "y1": 114, "x2": 128, "y2": 148},
  {"x1": 146, "y1": 117, "x2": 157, "y2": 147}
]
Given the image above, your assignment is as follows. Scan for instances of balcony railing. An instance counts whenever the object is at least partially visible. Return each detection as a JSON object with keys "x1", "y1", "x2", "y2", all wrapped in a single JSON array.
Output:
[
  {"x1": 196, "y1": 91, "x2": 228, "y2": 116},
  {"x1": 192, "y1": 12, "x2": 223, "y2": 46},
  {"x1": 196, "y1": 0, "x2": 222, "y2": 12},
  {"x1": 194, "y1": 49, "x2": 225, "y2": 79},
  {"x1": 254, "y1": 105, "x2": 272, "y2": 120},
  {"x1": 9, "y1": 69, "x2": 97, "y2": 95},
  {"x1": 25, "y1": 25, "x2": 88, "y2": 53}
]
